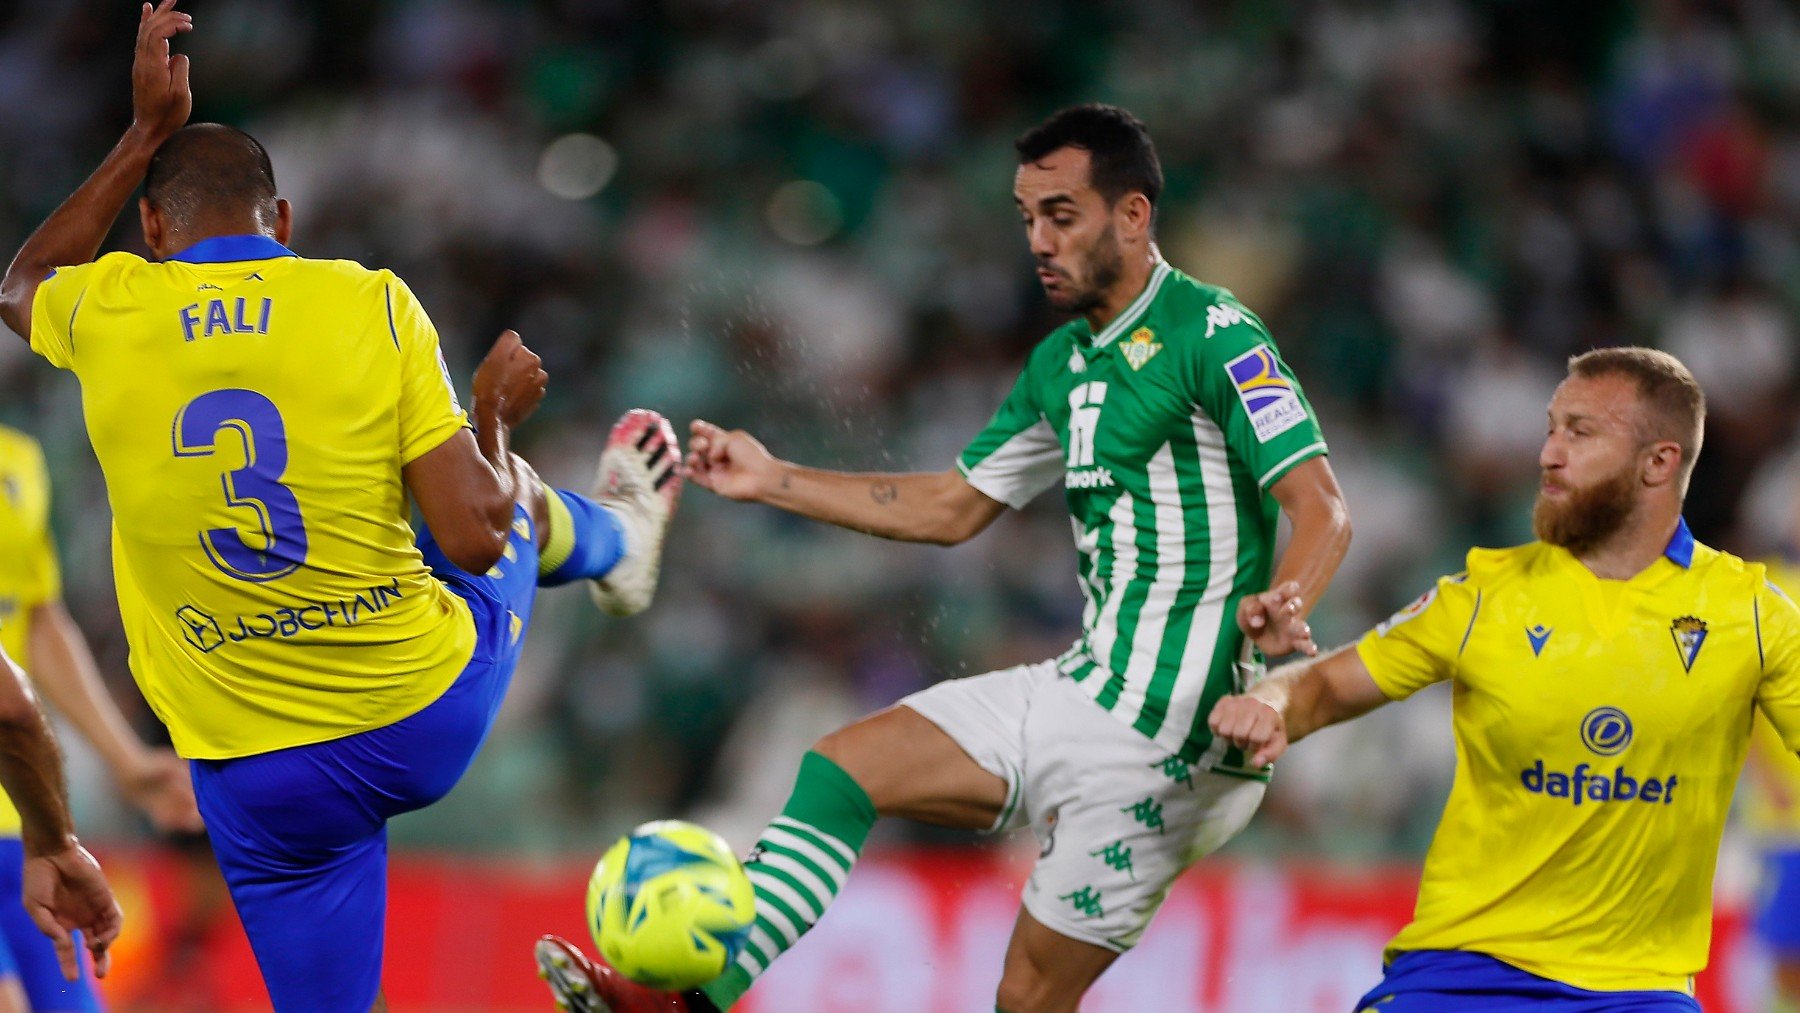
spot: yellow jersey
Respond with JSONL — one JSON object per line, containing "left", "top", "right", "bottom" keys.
{"left": 1743, "top": 560, "right": 1800, "bottom": 841}
{"left": 0, "top": 426, "right": 62, "bottom": 835}
{"left": 1356, "top": 521, "right": 1800, "bottom": 994}
{"left": 29, "top": 235, "right": 476, "bottom": 759}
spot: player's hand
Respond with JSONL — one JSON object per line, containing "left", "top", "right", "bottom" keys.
{"left": 122, "top": 748, "right": 203, "bottom": 835}
{"left": 22, "top": 842, "right": 122, "bottom": 981}
{"left": 1237, "top": 581, "right": 1316, "bottom": 658}
{"left": 131, "top": 0, "right": 193, "bottom": 144}
{"left": 472, "top": 330, "right": 547, "bottom": 430}
{"left": 1208, "top": 694, "right": 1288, "bottom": 767}
{"left": 686, "top": 420, "right": 782, "bottom": 502}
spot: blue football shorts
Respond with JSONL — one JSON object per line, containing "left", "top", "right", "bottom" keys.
{"left": 1756, "top": 845, "right": 1800, "bottom": 956}
{"left": 190, "top": 508, "right": 538, "bottom": 1012}
{"left": 1355, "top": 950, "right": 1701, "bottom": 1012}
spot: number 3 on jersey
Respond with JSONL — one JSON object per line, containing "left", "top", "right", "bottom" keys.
{"left": 173, "top": 389, "right": 309, "bottom": 582}
{"left": 1068, "top": 381, "right": 1107, "bottom": 467}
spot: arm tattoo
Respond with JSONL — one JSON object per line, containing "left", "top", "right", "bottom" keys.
{"left": 870, "top": 480, "right": 898, "bottom": 505}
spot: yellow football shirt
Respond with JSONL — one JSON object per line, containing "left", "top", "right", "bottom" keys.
{"left": 1356, "top": 521, "right": 1800, "bottom": 994}
{"left": 0, "top": 426, "right": 62, "bottom": 835}
{"left": 1744, "top": 560, "right": 1800, "bottom": 841}
{"left": 29, "top": 236, "right": 476, "bottom": 759}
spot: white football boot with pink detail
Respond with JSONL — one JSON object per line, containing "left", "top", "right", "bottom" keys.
{"left": 589, "top": 409, "right": 683, "bottom": 617}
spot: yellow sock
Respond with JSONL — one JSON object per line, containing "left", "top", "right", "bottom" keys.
{"left": 537, "top": 483, "right": 576, "bottom": 576}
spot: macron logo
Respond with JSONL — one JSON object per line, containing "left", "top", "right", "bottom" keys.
{"left": 1526, "top": 625, "right": 1552, "bottom": 656}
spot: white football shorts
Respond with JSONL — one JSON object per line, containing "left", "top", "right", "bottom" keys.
{"left": 900, "top": 659, "right": 1265, "bottom": 951}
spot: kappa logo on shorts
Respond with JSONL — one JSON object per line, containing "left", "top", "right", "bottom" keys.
{"left": 1059, "top": 885, "right": 1105, "bottom": 919}
{"left": 1122, "top": 796, "right": 1165, "bottom": 834}
{"left": 1149, "top": 755, "right": 1195, "bottom": 790}
{"left": 1090, "top": 840, "right": 1136, "bottom": 881}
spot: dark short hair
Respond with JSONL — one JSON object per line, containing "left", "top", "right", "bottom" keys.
{"left": 1567, "top": 346, "right": 1707, "bottom": 485}
{"left": 1015, "top": 104, "right": 1163, "bottom": 212}
{"left": 144, "top": 123, "right": 279, "bottom": 227}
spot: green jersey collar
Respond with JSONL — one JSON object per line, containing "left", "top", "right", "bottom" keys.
{"left": 1078, "top": 258, "right": 1172, "bottom": 348}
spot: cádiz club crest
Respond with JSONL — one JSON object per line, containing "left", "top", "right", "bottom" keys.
{"left": 1121, "top": 327, "right": 1162, "bottom": 371}
{"left": 1670, "top": 616, "right": 1708, "bottom": 673}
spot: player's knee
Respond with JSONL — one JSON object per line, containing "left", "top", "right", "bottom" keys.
{"left": 809, "top": 724, "right": 897, "bottom": 814}
{"left": 811, "top": 723, "right": 867, "bottom": 774}
{"left": 994, "top": 966, "right": 1066, "bottom": 1013}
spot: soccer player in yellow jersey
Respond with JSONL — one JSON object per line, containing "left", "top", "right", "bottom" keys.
{"left": 0, "top": 423, "right": 202, "bottom": 1013}
{"left": 1745, "top": 552, "right": 1800, "bottom": 1010}
{"left": 1210, "top": 346, "right": 1792, "bottom": 1011}
{"left": 0, "top": 6, "right": 682, "bottom": 1011}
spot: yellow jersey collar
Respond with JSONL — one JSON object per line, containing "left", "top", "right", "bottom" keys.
{"left": 166, "top": 234, "right": 297, "bottom": 264}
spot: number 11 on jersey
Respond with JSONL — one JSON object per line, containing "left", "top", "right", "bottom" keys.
{"left": 1068, "top": 381, "right": 1108, "bottom": 467}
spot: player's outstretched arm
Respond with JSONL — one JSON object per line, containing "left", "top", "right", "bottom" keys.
{"left": 1208, "top": 644, "right": 1390, "bottom": 766}
{"left": 685, "top": 419, "right": 1006, "bottom": 545}
{"left": 0, "top": 1, "right": 192, "bottom": 340}
{"left": 1236, "top": 457, "right": 1352, "bottom": 658}
{"left": 404, "top": 330, "right": 548, "bottom": 574}
{"left": 0, "top": 646, "right": 122, "bottom": 981}
{"left": 26, "top": 603, "right": 202, "bottom": 834}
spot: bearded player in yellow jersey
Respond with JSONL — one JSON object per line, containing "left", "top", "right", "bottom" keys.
{"left": 0, "top": 424, "right": 201, "bottom": 1013}
{"left": 0, "top": 6, "right": 682, "bottom": 1011}
{"left": 1211, "top": 346, "right": 1794, "bottom": 1011}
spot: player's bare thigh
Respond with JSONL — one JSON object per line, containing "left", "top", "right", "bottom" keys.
{"left": 813, "top": 705, "right": 1008, "bottom": 829}
{"left": 995, "top": 909, "right": 1118, "bottom": 1013}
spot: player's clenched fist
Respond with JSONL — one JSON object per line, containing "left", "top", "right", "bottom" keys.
{"left": 131, "top": 0, "right": 193, "bottom": 143}
{"left": 686, "top": 420, "right": 781, "bottom": 502}
{"left": 472, "top": 330, "right": 547, "bottom": 429}
{"left": 1207, "top": 694, "right": 1288, "bottom": 767}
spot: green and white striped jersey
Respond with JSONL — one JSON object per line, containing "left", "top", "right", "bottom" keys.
{"left": 957, "top": 259, "right": 1327, "bottom": 772}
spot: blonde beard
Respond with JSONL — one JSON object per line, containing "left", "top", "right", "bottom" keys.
{"left": 1532, "top": 465, "right": 1640, "bottom": 555}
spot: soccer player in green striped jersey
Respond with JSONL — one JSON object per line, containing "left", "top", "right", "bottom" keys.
{"left": 536, "top": 104, "right": 1352, "bottom": 1012}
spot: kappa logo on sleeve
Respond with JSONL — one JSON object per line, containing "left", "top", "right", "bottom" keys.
{"left": 1224, "top": 346, "right": 1308, "bottom": 442}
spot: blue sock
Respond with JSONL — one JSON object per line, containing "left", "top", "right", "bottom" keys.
{"left": 537, "top": 488, "right": 626, "bottom": 586}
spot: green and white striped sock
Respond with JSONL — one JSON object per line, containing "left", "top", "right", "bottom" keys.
{"left": 700, "top": 751, "right": 876, "bottom": 1010}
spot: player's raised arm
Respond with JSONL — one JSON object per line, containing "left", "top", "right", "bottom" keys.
{"left": 0, "top": 1, "right": 192, "bottom": 340}
{"left": 685, "top": 419, "right": 1007, "bottom": 546}
{"left": 404, "top": 330, "right": 548, "bottom": 574}
{"left": 1237, "top": 457, "right": 1353, "bottom": 658}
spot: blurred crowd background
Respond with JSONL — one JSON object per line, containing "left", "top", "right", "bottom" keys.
{"left": 1, "top": 0, "right": 1798, "bottom": 868}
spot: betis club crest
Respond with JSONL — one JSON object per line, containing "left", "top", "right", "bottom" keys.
{"left": 1121, "top": 327, "right": 1162, "bottom": 371}
{"left": 1670, "top": 616, "right": 1708, "bottom": 673}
